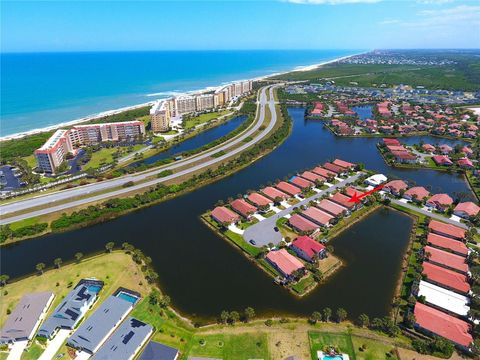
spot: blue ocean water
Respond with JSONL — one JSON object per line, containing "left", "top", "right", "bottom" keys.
{"left": 0, "top": 50, "right": 358, "bottom": 136}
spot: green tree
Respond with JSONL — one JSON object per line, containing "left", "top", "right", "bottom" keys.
{"left": 0, "top": 274, "right": 10, "bottom": 286}
{"left": 357, "top": 313, "right": 369, "bottom": 328}
{"left": 309, "top": 311, "right": 322, "bottom": 324}
{"left": 53, "top": 258, "right": 63, "bottom": 269}
{"left": 105, "top": 242, "right": 115, "bottom": 253}
{"left": 74, "top": 252, "right": 84, "bottom": 263}
{"left": 220, "top": 311, "right": 229, "bottom": 324}
{"left": 230, "top": 311, "right": 240, "bottom": 324}
{"left": 159, "top": 295, "right": 171, "bottom": 308}
{"left": 36, "top": 263, "right": 46, "bottom": 275}
{"left": 336, "top": 308, "right": 347, "bottom": 323}
{"left": 244, "top": 307, "right": 255, "bottom": 322}
{"left": 322, "top": 307, "right": 332, "bottom": 322}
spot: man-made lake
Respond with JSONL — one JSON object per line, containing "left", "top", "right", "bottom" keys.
{"left": 1, "top": 108, "right": 472, "bottom": 323}
{"left": 132, "top": 115, "right": 248, "bottom": 166}
{"left": 352, "top": 105, "right": 373, "bottom": 121}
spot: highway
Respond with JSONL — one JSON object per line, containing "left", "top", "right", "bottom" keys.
{"left": 0, "top": 85, "right": 280, "bottom": 224}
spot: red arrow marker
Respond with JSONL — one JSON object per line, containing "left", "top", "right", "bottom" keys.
{"left": 348, "top": 184, "right": 385, "bottom": 203}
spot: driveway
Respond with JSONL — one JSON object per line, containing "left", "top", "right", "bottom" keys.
{"left": 6, "top": 340, "right": 27, "bottom": 360}
{"left": 38, "top": 329, "right": 70, "bottom": 360}
{"left": 243, "top": 172, "right": 362, "bottom": 247}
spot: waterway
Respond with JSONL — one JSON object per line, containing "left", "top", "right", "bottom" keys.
{"left": 351, "top": 105, "right": 373, "bottom": 121}
{"left": 132, "top": 115, "right": 247, "bottom": 166}
{"left": 1, "top": 108, "right": 473, "bottom": 323}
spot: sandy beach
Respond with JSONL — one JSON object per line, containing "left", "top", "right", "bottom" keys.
{"left": 0, "top": 52, "right": 362, "bottom": 142}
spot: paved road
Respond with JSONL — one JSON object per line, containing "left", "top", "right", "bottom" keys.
{"left": 389, "top": 198, "right": 469, "bottom": 229}
{"left": 0, "top": 86, "right": 280, "bottom": 224}
{"left": 243, "top": 173, "right": 362, "bottom": 247}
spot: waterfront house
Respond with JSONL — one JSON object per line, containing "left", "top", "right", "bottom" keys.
{"left": 422, "top": 144, "right": 436, "bottom": 153}
{"left": 38, "top": 279, "right": 103, "bottom": 339}
{"left": 383, "top": 138, "right": 401, "bottom": 146}
{"left": 424, "top": 246, "right": 469, "bottom": 274}
{"left": 311, "top": 167, "right": 336, "bottom": 181}
{"left": 432, "top": 155, "right": 453, "bottom": 166}
{"left": 365, "top": 174, "right": 387, "bottom": 186}
{"left": 414, "top": 303, "right": 473, "bottom": 350}
{"left": 393, "top": 151, "right": 418, "bottom": 164}
{"left": 291, "top": 236, "right": 327, "bottom": 263}
{"left": 316, "top": 199, "right": 348, "bottom": 218}
{"left": 422, "top": 261, "right": 471, "bottom": 295}
{"left": 301, "top": 207, "right": 334, "bottom": 227}
{"left": 261, "top": 186, "right": 290, "bottom": 202}
{"left": 265, "top": 249, "right": 305, "bottom": 281}
{"left": 457, "top": 158, "right": 474, "bottom": 168}
{"left": 230, "top": 199, "right": 257, "bottom": 219}
{"left": 323, "top": 162, "right": 346, "bottom": 175}
{"left": 403, "top": 186, "right": 430, "bottom": 202}
{"left": 92, "top": 317, "right": 153, "bottom": 360}
{"left": 0, "top": 292, "right": 54, "bottom": 345}
{"left": 310, "top": 102, "right": 324, "bottom": 116}
{"left": 330, "top": 192, "right": 356, "bottom": 210}
{"left": 139, "top": 341, "right": 180, "bottom": 360}
{"left": 462, "top": 146, "right": 473, "bottom": 158}
{"left": 276, "top": 181, "right": 302, "bottom": 197}
{"left": 68, "top": 289, "right": 140, "bottom": 354}
{"left": 290, "top": 176, "right": 314, "bottom": 190}
{"left": 426, "top": 194, "right": 453, "bottom": 212}
{"left": 417, "top": 280, "right": 470, "bottom": 317}
{"left": 247, "top": 192, "right": 272, "bottom": 207}
{"left": 288, "top": 214, "right": 319, "bottom": 233}
{"left": 300, "top": 171, "right": 326, "bottom": 184}
{"left": 439, "top": 144, "right": 453, "bottom": 154}
{"left": 454, "top": 202, "right": 480, "bottom": 219}
{"left": 211, "top": 206, "right": 240, "bottom": 225}
{"left": 332, "top": 159, "right": 356, "bottom": 170}
{"left": 429, "top": 220, "right": 466, "bottom": 240}
{"left": 427, "top": 233, "right": 469, "bottom": 257}
{"left": 383, "top": 180, "right": 408, "bottom": 196}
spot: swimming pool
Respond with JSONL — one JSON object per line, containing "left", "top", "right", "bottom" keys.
{"left": 317, "top": 351, "right": 349, "bottom": 360}
{"left": 116, "top": 291, "right": 138, "bottom": 304}
{"left": 87, "top": 285, "right": 102, "bottom": 294}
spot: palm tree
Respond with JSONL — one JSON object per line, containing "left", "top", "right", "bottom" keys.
{"left": 220, "top": 310, "right": 229, "bottom": 324}
{"left": 244, "top": 307, "right": 255, "bottom": 322}
{"left": 0, "top": 274, "right": 10, "bottom": 287}
{"left": 74, "top": 252, "right": 84, "bottom": 263}
{"left": 54, "top": 258, "right": 63, "bottom": 269}
{"left": 336, "top": 308, "right": 348, "bottom": 323}
{"left": 105, "top": 242, "right": 115, "bottom": 253}
{"left": 322, "top": 307, "right": 332, "bottom": 322}
{"left": 36, "top": 263, "right": 46, "bottom": 275}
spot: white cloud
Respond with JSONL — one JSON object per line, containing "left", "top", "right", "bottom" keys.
{"left": 379, "top": 19, "right": 401, "bottom": 25}
{"left": 416, "top": 0, "right": 455, "bottom": 4}
{"left": 284, "top": 0, "right": 382, "bottom": 5}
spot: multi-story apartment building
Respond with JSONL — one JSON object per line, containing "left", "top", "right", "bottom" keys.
{"left": 150, "top": 100, "right": 171, "bottom": 132}
{"left": 34, "top": 129, "right": 74, "bottom": 174}
{"left": 174, "top": 95, "right": 197, "bottom": 115}
{"left": 34, "top": 121, "right": 145, "bottom": 173}
{"left": 196, "top": 94, "right": 215, "bottom": 111}
{"left": 214, "top": 91, "right": 224, "bottom": 108}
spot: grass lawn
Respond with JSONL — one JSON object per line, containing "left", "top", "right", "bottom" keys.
{"left": 290, "top": 274, "right": 316, "bottom": 295}
{"left": 21, "top": 154, "right": 37, "bottom": 169}
{"left": 351, "top": 335, "right": 397, "bottom": 360}
{"left": 308, "top": 331, "right": 356, "bottom": 360}
{"left": 187, "top": 332, "right": 269, "bottom": 359}
{"left": 84, "top": 145, "right": 145, "bottom": 169}
{"left": 8, "top": 216, "right": 41, "bottom": 231}
{"left": 183, "top": 110, "right": 229, "bottom": 129}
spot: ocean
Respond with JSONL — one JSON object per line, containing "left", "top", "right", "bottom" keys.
{"left": 0, "top": 50, "right": 357, "bottom": 136}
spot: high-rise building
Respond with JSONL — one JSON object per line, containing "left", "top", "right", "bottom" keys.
{"left": 213, "top": 91, "right": 224, "bottom": 108}
{"left": 150, "top": 100, "right": 171, "bottom": 133}
{"left": 196, "top": 94, "right": 214, "bottom": 111}
{"left": 174, "top": 96, "right": 197, "bottom": 115}
{"left": 34, "top": 130, "right": 74, "bottom": 174}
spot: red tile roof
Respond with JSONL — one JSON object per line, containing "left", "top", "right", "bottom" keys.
{"left": 427, "top": 194, "right": 453, "bottom": 208}
{"left": 403, "top": 186, "right": 430, "bottom": 200}
{"left": 323, "top": 162, "right": 344, "bottom": 174}
{"left": 300, "top": 171, "right": 325, "bottom": 183}
{"left": 383, "top": 138, "right": 400, "bottom": 146}
{"left": 311, "top": 167, "right": 336, "bottom": 179}
{"left": 414, "top": 303, "right": 473, "bottom": 347}
{"left": 384, "top": 180, "right": 408, "bottom": 194}
{"left": 247, "top": 192, "right": 272, "bottom": 207}
{"left": 429, "top": 220, "right": 465, "bottom": 240}
{"left": 425, "top": 246, "right": 468, "bottom": 273}
{"left": 230, "top": 199, "right": 257, "bottom": 217}
{"left": 211, "top": 206, "right": 240, "bottom": 224}
{"left": 332, "top": 159, "right": 355, "bottom": 170}
{"left": 288, "top": 214, "right": 319, "bottom": 232}
{"left": 266, "top": 249, "right": 304, "bottom": 276}
{"left": 276, "top": 181, "right": 301, "bottom": 196}
{"left": 432, "top": 155, "right": 453, "bottom": 166}
{"left": 316, "top": 199, "right": 347, "bottom": 217}
{"left": 290, "top": 176, "right": 314, "bottom": 189}
{"left": 427, "top": 233, "right": 469, "bottom": 256}
{"left": 292, "top": 236, "right": 326, "bottom": 259}
{"left": 422, "top": 261, "right": 470, "bottom": 294}
{"left": 261, "top": 186, "right": 289, "bottom": 201}
{"left": 454, "top": 202, "right": 480, "bottom": 217}
{"left": 301, "top": 207, "right": 334, "bottom": 226}
{"left": 330, "top": 192, "right": 355, "bottom": 209}
{"left": 344, "top": 186, "right": 364, "bottom": 198}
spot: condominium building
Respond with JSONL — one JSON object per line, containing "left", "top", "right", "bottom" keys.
{"left": 34, "top": 129, "right": 74, "bottom": 174}
{"left": 213, "top": 91, "right": 224, "bottom": 107}
{"left": 196, "top": 94, "right": 215, "bottom": 111}
{"left": 234, "top": 82, "right": 243, "bottom": 97}
{"left": 34, "top": 121, "right": 145, "bottom": 174}
{"left": 174, "top": 95, "right": 197, "bottom": 115}
{"left": 150, "top": 100, "right": 171, "bottom": 133}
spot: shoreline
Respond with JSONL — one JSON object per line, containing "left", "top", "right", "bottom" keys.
{"left": 0, "top": 52, "right": 363, "bottom": 142}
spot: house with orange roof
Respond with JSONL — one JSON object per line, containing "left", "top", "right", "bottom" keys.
{"left": 230, "top": 199, "right": 257, "bottom": 219}
{"left": 211, "top": 206, "right": 240, "bottom": 225}
{"left": 383, "top": 180, "right": 408, "bottom": 196}
{"left": 454, "top": 202, "right": 480, "bottom": 219}
{"left": 276, "top": 181, "right": 301, "bottom": 197}
{"left": 403, "top": 186, "right": 430, "bottom": 203}
{"left": 266, "top": 249, "right": 305, "bottom": 281}
{"left": 291, "top": 236, "right": 326, "bottom": 263}
{"left": 426, "top": 194, "right": 453, "bottom": 212}
{"left": 429, "top": 220, "right": 466, "bottom": 240}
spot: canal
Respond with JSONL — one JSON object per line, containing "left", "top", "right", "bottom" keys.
{"left": 1, "top": 108, "right": 473, "bottom": 323}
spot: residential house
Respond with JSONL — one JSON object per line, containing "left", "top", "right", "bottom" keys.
{"left": 426, "top": 194, "right": 453, "bottom": 212}
{"left": 453, "top": 202, "right": 480, "bottom": 219}
{"left": 261, "top": 186, "right": 290, "bottom": 201}
{"left": 429, "top": 220, "right": 466, "bottom": 240}
{"left": 316, "top": 199, "right": 348, "bottom": 218}
{"left": 422, "top": 261, "right": 471, "bottom": 295}
{"left": 301, "top": 207, "right": 334, "bottom": 227}
{"left": 265, "top": 249, "right": 305, "bottom": 280}
{"left": 291, "top": 236, "right": 327, "bottom": 263}
{"left": 383, "top": 180, "right": 408, "bottom": 196}
{"left": 403, "top": 186, "right": 430, "bottom": 202}
{"left": 230, "top": 199, "right": 257, "bottom": 219}
{"left": 211, "top": 206, "right": 240, "bottom": 225}
{"left": 276, "top": 181, "right": 302, "bottom": 197}
{"left": 288, "top": 214, "right": 319, "bottom": 233}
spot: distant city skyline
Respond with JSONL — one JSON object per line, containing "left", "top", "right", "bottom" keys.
{"left": 1, "top": 0, "right": 479, "bottom": 52}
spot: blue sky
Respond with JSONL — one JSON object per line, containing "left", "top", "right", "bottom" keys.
{"left": 2, "top": 0, "right": 479, "bottom": 52}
